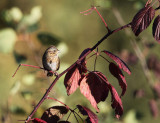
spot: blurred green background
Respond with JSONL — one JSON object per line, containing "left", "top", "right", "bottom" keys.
{"left": 0, "top": 0, "right": 160, "bottom": 123}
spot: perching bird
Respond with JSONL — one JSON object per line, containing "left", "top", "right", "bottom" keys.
{"left": 42, "top": 46, "right": 60, "bottom": 76}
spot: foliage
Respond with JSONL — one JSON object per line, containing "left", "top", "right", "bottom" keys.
{"left": 1, "top": 0, "right": 160, "bottom": 123}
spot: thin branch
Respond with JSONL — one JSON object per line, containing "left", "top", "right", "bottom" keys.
{"left": 47, "top": 97, "right": 70, "bottom": 110}
{"left": 94, "top": 48, "right": 98, "bottom": 71}
{"left": 73, "top": 112, "right": 79, "bottom": 123}
{"left": 12, "top": 64, "right": 43, "bottom": 77}
{"left": 99, "top": 54, "right": 110, "bottom": 63}
{"left": 74, "top": 110, "right": 84, "bottom": 122}
{"left": 94, "top": 7, "right": 110, "bottom": 31}
{"left": 66, "top": 111, "right": 72, "bottom": 121}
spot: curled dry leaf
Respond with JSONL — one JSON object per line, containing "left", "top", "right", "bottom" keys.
{"left": 152, "top": 15, "right": 160, "bottom": 42}
{"left": 108, "top": 85, "right": 123, "bottom": 118}
{"left": 77, "top": 105, "right": 98, "bottom": 123}
{"left": 79, "top": 71, "right": 109, "bottom": 112}
{"left": 32, "top": 118, "right": 47, "bottom": 123}
{"left": 79, "top": 48, "right": 91, "bottom": 73}
{"left": 102, "top": 50, "right": 131, "bottom": 75}
{"left": 131, "top": 5, "right": 155, "bottom": 36}
{"left": 64, "top": 65, "right": 81, "bottom": 95}
{"left": 109, "top": 62, "right": 127, "bottom": 97}
{"left": 41, "top": 106, "right": 69, "bottom": 123}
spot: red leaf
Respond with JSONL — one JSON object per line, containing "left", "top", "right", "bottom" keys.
{"left": 79, "top": 72, "right": 109, "bottom": 112}
{"left": 131, "top": 5, "right": 155, "bottom": 36}
{"left": 153, "top": 82, "right": 160, "bottom": 99}
{"left": 109, "top": 62, "right": 127, "bottom": 97}
{"left": 77, "top": 105, "right": 98, "bottom": 123}
{"left": 152, "top": 15, "right": 160, "bottom": 42}
{"left": 149, "top": 99, "right": 159, "bottom": 118}
{"left": 102, "top": 50, "right": 131, "bottom": 75}
{"left": 64, "top": 65, "right": 81, "bottom": 95}
{"left": 32, "top": 118, "right": 47, "bottom": 123}
{"left": 79, "top": 48, "right": 91, "bottom": 73}
{"left": 108, "top": 84, "right": 123, "bottom": 118}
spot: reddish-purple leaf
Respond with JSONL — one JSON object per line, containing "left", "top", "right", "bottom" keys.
{"left": 41, "top": 106, "right": 69, "bottom": 123}
{"left": 149, "top": 99, "right": 159, "bottom": 118}
{"left": 79, "top": 48, "right": 91, "bottom": 73}
{"left": 133, "top": 89, "right": 145, "bottom": 98}
{"left": 102, "top": 50, "right": 131, "bottom": 75}
{"left": 108, "top": 84, "right": 123, "bottom": 118}
{"left": 152, "top": 15, "right": 160, "bottom": 42}
{"left": 109, "top": 62, "right": 127, "bottom": 97}
{"left": 79, "top": 71, "right": 109, "bottom": 112}
{"left": 64, "top": 65, "right": 81, "bottom": 95}
{"left": 77, "top": 105, "right": 98, "bottom": 123}
{"left": 153, "top": 82, "right": 160, "bottom": 99}
{"left": 131, "top": 5, "right": 155, "bottom": 36}
{"left": 32, "top": 118, "right": 47, "bottom": 123}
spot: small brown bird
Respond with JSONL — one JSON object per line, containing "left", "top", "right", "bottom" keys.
{"left": 42, "top": 46, "right": 60, "bottom": 76}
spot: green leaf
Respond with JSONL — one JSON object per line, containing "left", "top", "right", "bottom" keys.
{"left": 37, "top": 32, "right": 61, "bottom": 46}
{"left": 0, "top": 28, "right": 17, "bottom": 53}
{"left": 22, "top": 74, "right": 35, "bottom": 85}
{"left": 124, "top": 110, "right": 139, "bottom": 123}
{"left": 13, "top": 51, "right": 27, "bottom": 63}
{"left": 21, "top": 91, "right": 32, "bottom": 100}
{"left": 10, "top": 81, "right": 21, "bottom": 95}
{"left": 9, "top": 105, "right": 26, "bottom": 115}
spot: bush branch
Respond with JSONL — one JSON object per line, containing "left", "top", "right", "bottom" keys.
{"left": 25, "top": 23, "right": 131, "bottom": 122}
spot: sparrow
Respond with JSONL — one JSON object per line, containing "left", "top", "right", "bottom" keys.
{"left": 42, "top": 46, "right": 60, "bottom": 76}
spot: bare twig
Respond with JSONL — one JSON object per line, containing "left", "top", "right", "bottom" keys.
{"left": 12, "top": 64, "right": 43, "bottom": 77}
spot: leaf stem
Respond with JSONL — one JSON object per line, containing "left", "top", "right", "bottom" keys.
{"left": 47, "top": 97, "right": 70, "bottom": 110}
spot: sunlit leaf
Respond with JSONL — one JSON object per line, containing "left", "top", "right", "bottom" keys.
{"left": 41, "top": 106, "right": 69, "bottom": 123}
{"left": 124, "top": 110, "right": 139, "bottom": 123}
{"left": 10, "top": 81, "right": 21, "bottom": 95}
{"left": 0, "top": 28, "right": 17, "bottom": 53}
{"left": 22, "top": 74, "right": 35, "bottom": 85}
{"left": 22, "top": 6, "right": 42, "bottom": 26}
{"left": 64, "top": 65, "right": 81, "bottom": 95}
